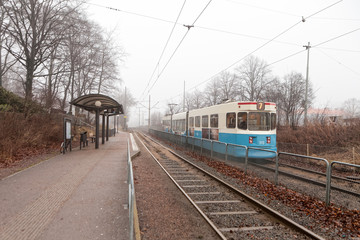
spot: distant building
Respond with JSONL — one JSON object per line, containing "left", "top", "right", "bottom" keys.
{"left": 307, "top": 108, "right": 350, "bottom": 124}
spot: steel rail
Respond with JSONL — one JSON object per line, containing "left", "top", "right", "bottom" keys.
{"left": 134, "top": 132, "right": 227, "bottom": 240}
{"left": 142, "top": 132, "right": 326, "bottom": 240}
{"left": 248, "top": 161, "right": 360, "bottom": 198}
{"left": 266, "top": 159, "right": 360, "bottom": 184}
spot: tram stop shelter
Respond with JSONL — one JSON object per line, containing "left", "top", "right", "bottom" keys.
{"left": 70, "top": 94, "right": 124, "bottom": 149}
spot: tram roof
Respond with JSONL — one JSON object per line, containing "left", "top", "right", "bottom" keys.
{"left": 70, "top": 94, "right": 124, "bottom": 115}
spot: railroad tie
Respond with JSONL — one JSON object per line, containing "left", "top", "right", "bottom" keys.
{"left": 176, "top": 180, "right": 205, "bottom": 182}
{"left": 182, "top": 185, "right": 211, "bottom": 188}
{"left": 209, "top": 211, "right": 258, "bottom": 215}
{"left": 219, "top": 226, "right": 275, "bottom": 232}
{"left": 195, "top": 200, "right": 241, "bottom": 204}
{"left": 187, "top": 192, "right": 221, "bottom": 195}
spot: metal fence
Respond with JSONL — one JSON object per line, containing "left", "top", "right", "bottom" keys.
{"left": 278, "top": 142, "right": 360, "bottom": 165}
{"left": 127, "top": 139, "right": 135, "bottom": 240}
{"left": 150, "top": 129, "right": 360, "bottom": 206}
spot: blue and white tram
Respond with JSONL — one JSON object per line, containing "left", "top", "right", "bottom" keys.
{"left": 162, "top": 101, "right": 277, "bottom": 158}
{"left": 162, "top": 111, "right": 187, "bottom": 135}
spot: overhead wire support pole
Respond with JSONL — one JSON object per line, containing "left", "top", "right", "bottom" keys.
{"left": 303, "top": 42, "right": 311, "bottom": 126}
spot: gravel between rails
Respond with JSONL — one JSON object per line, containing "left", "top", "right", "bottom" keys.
{"left": 132, "top": 137, "right": 221, "bottom": 240}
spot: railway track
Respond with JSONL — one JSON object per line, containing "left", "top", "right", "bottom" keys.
{"left": 135, "top": 131, "right": 325, "bottom": 240}
{"left": 247, "top": 159, "right": 360, "bottom": 198}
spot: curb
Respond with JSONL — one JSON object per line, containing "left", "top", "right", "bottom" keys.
{"left": 130, "top": 150, "right": 141, "bottom": 240}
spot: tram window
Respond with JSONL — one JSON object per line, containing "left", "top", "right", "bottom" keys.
{"left": 248, "top": 112, "right": 271, "bottom": 131}
{"left": 226, "top": 112, "right": 236, "bottom": 128}
{"left": 237, "top": 112, "right": 247, "bottom": 130}
{"left": 180, "top": 119, "right": 185, "bottom": 131}
{"left": 195, "top": 116, "right": 200, "bottom": 127}
{"left": 210, "top": 114, "right": 218, "bottom": 128}
{"left": 189, "top": 117, "right": 194, "bottom": 127}
{"left": 202, "top": 115, "right": 209, "bottom": 127}
{"left": 271, "top": 113, "right": 276, "bottom": 130}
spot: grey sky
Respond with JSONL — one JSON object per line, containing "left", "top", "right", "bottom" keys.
{"left": 87, "top": 0, "right": 360, "bottom": 122}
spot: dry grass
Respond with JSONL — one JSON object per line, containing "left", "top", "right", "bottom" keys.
{"left": 277, "top": 121, "right": 360, "bottom": 165}
{"left": 0, "top": 112, "right": 62, "bottom": 166}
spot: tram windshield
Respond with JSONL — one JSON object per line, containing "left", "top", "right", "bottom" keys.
{"left": 248, "top": 112, "right": 272, "bottom": 131}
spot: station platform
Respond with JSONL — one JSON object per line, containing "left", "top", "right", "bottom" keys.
{"left": 0, "top": 132, "right": 137, "bottom": 240}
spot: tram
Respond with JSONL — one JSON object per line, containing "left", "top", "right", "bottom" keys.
{"left": 162, "top": 101, "right": 277, "bottom": 158}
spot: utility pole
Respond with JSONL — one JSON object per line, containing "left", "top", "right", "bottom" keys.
{"left": 303, "top": 42, "right": 311, "bottom": 126}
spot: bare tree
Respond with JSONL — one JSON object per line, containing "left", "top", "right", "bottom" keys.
{"left": 342, "top": 98, "right": 360, "bottom": 119}
{"left": 0, "top": 5, "right": 16, "bottom": 87}
{"left": 185, "top": 90, "right": 204, "bottom": 111}
{"left": 3, "top": 0, "right": 72, "bottom": 103}
{"left": 204, "top": 78, "right": 221, "bottom": 106}
{"left": 96, "top": 30, "right": 124, "bottom": 94}
{"left": 235, "top": 55, "right": 272, "bottom": 101}
{"left": 277, "top": 71, "right": 313, "bottom": 128}
{"left": 217, "top": 71, "right": 238, "bottom": 101}
{"left": 263, "top": 77, "right": 282, "bottom": 125}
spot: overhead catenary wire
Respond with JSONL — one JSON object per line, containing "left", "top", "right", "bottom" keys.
{"left": 143, "top": 0, "right": 213, "bottom": 98}
{"left": 139, "top": 0, "right": 188, "bottom": 101}
{"left": 86, "top": 2, "right": 175, "bottom": 25}
{"left": 87, "top": 0, "right": 353, "bottom": 108}
{"left": 315, "top": 47, "right": 360, "bottom": 78}
{"left": 86, "top": 2, "right": 311, "bottom": 51}
{"left": 268, "top": 26, "right": 360, "bottom": 66}
{"left": 312, "top": 27, "right": 360, "bottom": 48}
{"left": 163, "top": 0, "right": 345, "bottom": 103}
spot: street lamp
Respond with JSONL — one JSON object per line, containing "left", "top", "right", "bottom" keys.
{"left": 95, "top": 100, "right": 101, "bottom": 107}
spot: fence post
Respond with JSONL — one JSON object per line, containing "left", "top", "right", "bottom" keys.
{"left": 245, "top": 147, "right": 249, "bottom": 173}
{"left": 307, "top": 144, "right": 310, "bottom": 156}
{"left": 201, "top": 138, "right": 203, "bottom": 156}
{"left": 211, "top": 141, "right": 213, "bottom": 160}
{"left": 275, "top": 153, "right": 279, "bottom": 185}
{"left": 225, "top": 143, "right": 228, "bottom": 162}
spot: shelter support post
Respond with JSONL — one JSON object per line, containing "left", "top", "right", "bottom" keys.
{"left": 106, "top": 114, "right": 109, "bottom": 141}
{"left": 102, "top": 114, "right": 105, "bottom": 144}
{"left": 114, "top": 115, "right": 116, "bottom": 136}
{"left": 95, "top": 109, "right": 100, "bottom": 149}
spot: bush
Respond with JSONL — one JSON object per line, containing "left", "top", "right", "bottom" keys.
{"left": 277, "top": 122, "right": 360, "bottom": 148}
{"left": 0, "top": 112, "right": 63, "bottom": 166}
{"left": 0, "top": 86, "right": 44, "bottom": 114}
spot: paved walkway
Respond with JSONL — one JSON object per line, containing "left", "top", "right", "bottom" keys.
{"left": 0, "top": 132, "right": 132, "bottom": 240}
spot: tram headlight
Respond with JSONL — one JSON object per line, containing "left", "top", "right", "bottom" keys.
{"left": 249, "top": 137, "right": 253, "bottom": 144}
{"left": 267, "top": 137, "right": 271, "bottom": 144}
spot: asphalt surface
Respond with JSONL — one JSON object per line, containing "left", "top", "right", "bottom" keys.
{"left": 0, "top": 132, "right": 131, "bottom": 240}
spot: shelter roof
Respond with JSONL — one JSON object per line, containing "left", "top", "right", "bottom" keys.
{"left": 70, "top": 94, "right": 123, "bottom": 115}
